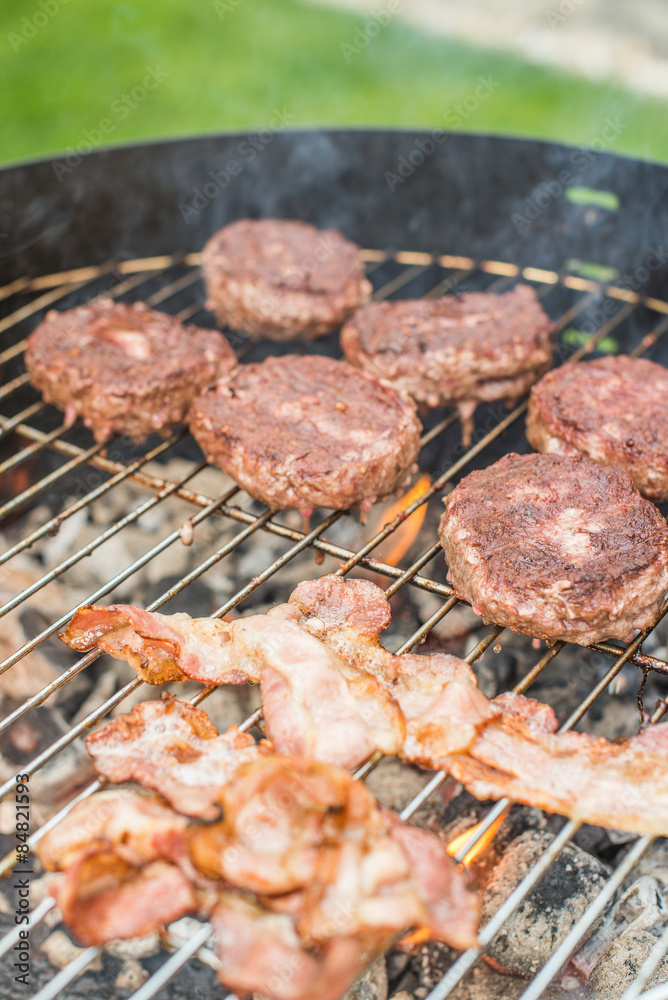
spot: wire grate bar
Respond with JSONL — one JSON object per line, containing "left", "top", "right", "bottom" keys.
{"left": 210, "top": 511, "right": 344, "bottom": 620}
{"left": 29, "top": 945, "right": 101, "bottom": 1000}
{"left": 383, "top": 541, "right": 442, "bottom": 598}
{"left": 465, "top": 625, "right": 505, "bottom": 663}
{"left": 634, "top": 984, "right": 668, "bottom": 1000}
{"left": 373, "top": 264, "right": 432, "bottom": 300}
{"left": 0, "top": 275, "right": 30, "bottom": 304}
{"left": 0, "top": 370, "right": 30, "bottom": 402}
{"left": 0, "top": 261, "right": 207, "bottom": 405}
{"left": 0, "top": 898, "right": 56, "bottom": 961}
{"left": 424, "top": 267, "right": 477, "bottom": 299}
{"left": 128, "top": 924, "right": 213, "bottom": 1000}
{"left": 394, "top": 597, "right": 459, "bottom": 654}
{"left": 0, "top": 432, "right": 184, "bottom": 570}
{"left": 0, "top": 400, "right": 45, "bottom": 441}
{"left": 0, "top": 436, "right": 106, "bottom": 523}
{"left": 336, "top": 401, "right": 527, "bottom": 576}
{"left": 0, "top": 482, "right": 241, "bottom": 717}
{"left": 0, "top": 421, "right": 74, "bottom": 480}
{"left": 621, "top": 924, "right": 668, "bottom": 1000}
{"left": 400, "top": 772, "right": 447, "bottom": 821}
{"left": 146, "top": 269, "right": 202, "bottom": 307}
{"left": 0, "top": 506, "right": 284, "bottom": 799}
{"left": 0, "top": 266, "right": 115, "bottom": 341}
{"left": 518, "top": 836, "right": 654, "bottom": 1000}
{"left": 560, "top": 603, "right": 668, "bottom": 731}
{"left": 0, "top": 460, "right": 208, "bottom": 622}
{"left": 427, "top": 820, "right": 580, "bottom": 1000}
{"left": 0, "top": 249, "right": 667, "bottom": 1000}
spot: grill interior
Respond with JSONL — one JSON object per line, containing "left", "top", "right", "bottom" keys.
{"left": 2, "top": 246, "right": 668, "bottom": 1000}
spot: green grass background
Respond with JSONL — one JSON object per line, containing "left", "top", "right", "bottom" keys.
{"left": 1, "top": 0, "right": 667, "bottom": 167}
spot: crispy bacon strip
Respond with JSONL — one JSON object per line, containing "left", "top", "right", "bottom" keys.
{"left": 40, "top": 757, "right": 478, "bottom": 978}
{"left": 445, "top": 692, "right": 668, "bottom": 836}
{"left": 38, "top": 788, "right": 189, "bottom": 871}
{"left": 188, "top": 755, "right": 479, "bottom": 951}
{"left": 63, "top": 603, "right": 404, "bottom": 770}
{"left": 187, "top": 755, "right": 372, "bottom": 895}
{"left": 288, "top": 577, "right": 668, "bottom": 837}
{"left": 65, "top": 578, "right": 668, "bottom": 837}
{"left": 85, "top": 695, "right": 269, "bottom": 819}
{"left": 51, "top": 850, "right": 197, "bottom": 947}
{"left": 285, "top": 575, "right": 499, "bottom": 759}
{"left": 211, "top": 893, "right": 388, "bottom": 1000}
{"left": 38, "top": 790, "right": 197, "bottom": 946}
{"left": 63, "top": 583, "right": 492, "bottom": 769}
{"left": 61, "top": 605, "right": 251, "bottom": 685}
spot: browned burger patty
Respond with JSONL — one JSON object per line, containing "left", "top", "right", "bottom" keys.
{"left": 201, "top": 218, "right": 372, "bottom": 341}
{"left": 341, "top": 284, "right": 553, "bottom": 441}
{"left": 439, "top": 452, "right": 668, "bottom": 645}
{"left": 189, "top": 354, "right": 422, "bottom": 514}
{"left": 527, "top": 355, "right": 668, "bottom": 502}
{"left": 25, "top": 299, "right": 236, "bottom": 443}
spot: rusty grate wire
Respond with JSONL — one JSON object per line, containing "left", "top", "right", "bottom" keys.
{"left": 1, "top": 249, "right": 668, "bottom": 1000}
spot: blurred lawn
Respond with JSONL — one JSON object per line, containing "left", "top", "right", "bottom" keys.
{"left": 1, "top": 0, "right": 668, "bottom": 166}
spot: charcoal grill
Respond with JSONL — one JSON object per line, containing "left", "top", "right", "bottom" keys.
{"left": 2, "top": 130, "right": 668, "bottom": 1000}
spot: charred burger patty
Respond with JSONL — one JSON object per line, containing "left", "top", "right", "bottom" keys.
{"left": 201, "top": 217, "right": 372, "bottom": 342}
{"left": 189, "top": 353, "right": 422, "bottom": 514}
{"left": 25, "top": 299, "right": 236, "bottom": 443}
{"left": 341, "top": 284, "right": 553, "bottom": 441}
{"left": 439, "top": 452, "right": 668, "bottom": 645}
{"left": 527, "top": 354, "right": 668, "bottom": 502}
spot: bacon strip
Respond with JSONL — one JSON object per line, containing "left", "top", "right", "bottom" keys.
{"left": 286, "top": 576, "right": 499, "bottom": 758}
{"left": 38, "top": 790, "right": 197, "bottom": 946}
{"left": 63, "top": 603, "right": 404, "bottom": 770}
{"left": 51, "top": 850, "right": 197, "bottom": 947}
{"left": 61, "top": 605, "right": 252, "bottom": 685}
{"left": 289, "top": 576, "right": 668, "bottom": 837}
{"left": 445, "top": 691, "right": 668, "bottom": 836}
{"left": 85, "top": 695, "right": 269, "bottom": 819}
{"left": 38, "top": 788, "right": 190, "bottom": 871}
{"left": 385, "top": 813, "right": 483, "bottom": 951}
{"left": 39, "top": 756, "right": 478, "bottom": 985}
{"left": 211, "top": 893, "right": 388, "bottom": 1000}
{"left": 187, "top": 755, "right": 376, "bottom": 895}
{"left": 65, "top": 577, "right": 668, "bottom": 838}
{"left": 187, "top": 755, "right": 479, "bottom": 952}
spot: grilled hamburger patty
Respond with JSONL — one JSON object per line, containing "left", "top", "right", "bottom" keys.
{"left": 201, "top": 218, "right": 372, "bottom": 341}
{"left": 439, "top": 452, "right": 668, "bottom": 645}
{"left": 341, "top": 284, "right": 553, "bottom": 440}
{"left": 189, "top": 354, "right": 422, "bottom": 514}
{"left": 527, "top": 355, "right": 668, "bottom": 501}
{"left": 25, "top": 299, "right": 236, "bottom": 443}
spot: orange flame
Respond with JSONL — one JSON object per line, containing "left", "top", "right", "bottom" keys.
{"left": 446, "top": 814, "right": 506, "bottom": 868}
{"left": 396, "top": 927, "right": 433, "bottom": 949}
{"left": 376, "top": 474, "right": 431, "bottom": 567}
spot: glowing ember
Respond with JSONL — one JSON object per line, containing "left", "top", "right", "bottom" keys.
{"left": 446, "top": 814, "right": 506, "bottom": 867}
{"left": 375, "top": 473, "right": 432, "bottom": 567}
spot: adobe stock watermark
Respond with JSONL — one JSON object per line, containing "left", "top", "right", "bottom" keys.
{"left": 8, "top": 0, "right": 70, "bottom": 53}
{"left": 511, "top": 116, "right": 627, "bottom": 233}
{"left": 570, "top": 245, "right": 668, "bottom": 341}
{"left": 51, "top": 65, "right": 169, "bottom": 182}
{"left": 213, "top": 0, "right": 243, "bottom": 19}
{"left": 384, "top": 76, "right": 501, "bottom": 191}
{"left": 178, "top": 107, "right": 296, "bottom": 222}
{"left": 218, "top": 230, "right": 342, "bottom": 337}
{"left": 339, "top": 0, "right": 402, "bottom": 63}
{"left": 545, "top": 0, "right": 587, "bottom": 28}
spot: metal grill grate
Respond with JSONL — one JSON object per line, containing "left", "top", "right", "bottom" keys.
{"left": 2, "top": 249, "right": 668, "bottom": 1000}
